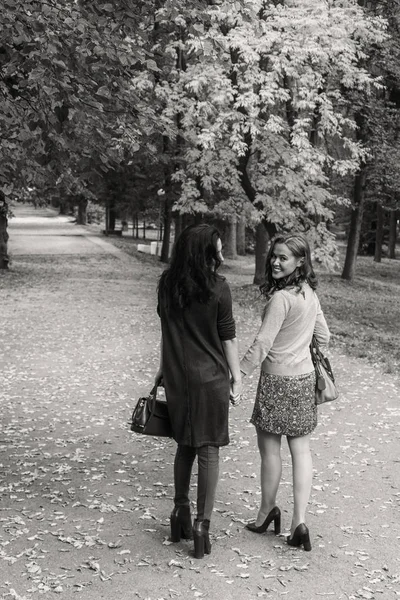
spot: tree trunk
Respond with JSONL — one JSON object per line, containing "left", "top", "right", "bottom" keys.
{"left": 174, "top": 213, "right": 182, "bottom": 242}
{"left": 0, "top": 212, "right": 9, "bottom": 270}
{"left": 160, "top": 196, "right": 173, "bottom": 263}
{"left": 182, "top": 214, "right": 191, "bottom": 230}
{"left": 254, "top": 222, "right": 269, "bottom": 285}
{"left": 104, "top": 201, "right": 109, "bottom": 234}
{"left": 341, "top": 166, "right": 367, "bottom": 280}
{"left": 76, "top": 196, "right": 88, "bottom": 225}
{"left": 161, "top": 44, "right": 185, "bottom": 264}
{"left": 109, "top": 205, "right": 116, "bottom": 231}
{"left": 234, "top": 116, "right": 277, "bottom": 241}
{"left": 236, "top": 215, "right": 246, "bottom": 255}
{"left": 224, "top": 215, "right": 237, "bottom": 259}
{"left": 132, "top": 212, "right": 137, "bottom": 238}
{"left": 374, "top": 203, "right": 384, "bottom": 263}
{"left": 388, "top": 209, "right": 398, "bottom": 259}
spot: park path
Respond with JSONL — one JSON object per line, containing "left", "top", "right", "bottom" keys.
{"left": 7, "top": 204, "right": 125, "bottom": 258}
{"left": 0, "top": 206, "right": 399, "bottom": 600}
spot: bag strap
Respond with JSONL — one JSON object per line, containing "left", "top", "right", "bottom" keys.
{"left": 147, "top": 385, "right": 159, "bottom": 417}
{"left": 310, "top": 336, "right": 335, "bottom": 382}
{"left": 310, "top": 336, "right": 319, "bottom": 366}
{"left": 311, "top": 335, "right": 326, "bottom": 361}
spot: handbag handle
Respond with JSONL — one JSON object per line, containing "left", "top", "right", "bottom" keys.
{"left": 310, "top": 336, "right": 335, "bottom": 382}
{"left": 147, "top": 384, "right": 165, "bottom": 417}
{"left": 310, "top": 336, "right": 326, "bottom": 361}
{"left": 147, "top": 385, "right": 157, "bottom": 415}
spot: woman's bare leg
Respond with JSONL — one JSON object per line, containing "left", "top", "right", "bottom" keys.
{"left": 287, "top": 434, "right": 312, "bottom": 534}
{"left": 255, "top": 430, "right": 282, "bottom": 526}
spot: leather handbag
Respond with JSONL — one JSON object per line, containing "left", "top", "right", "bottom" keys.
{"left": 131, "top": 386, "right": 173, "bottom": 437}
{"left": 310, "top": 336, "right": 339, "bottom": 405}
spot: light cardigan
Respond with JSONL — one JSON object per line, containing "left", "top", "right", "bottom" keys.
{"left": 240, "top": 283, "right": 330, "bottom": 377}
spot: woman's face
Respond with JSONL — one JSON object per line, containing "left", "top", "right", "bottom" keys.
{"left": 271, "top": 242, "right": 303, "bottom": 280}
{"left": 216, "top": 238, "right": 224, "bottom": 263}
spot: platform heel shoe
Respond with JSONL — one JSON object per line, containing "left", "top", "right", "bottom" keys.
{"left": 170, "top": 506, "right": 193, "bottom": 542}
{"left": 245, "top": 506, "right": 281, "bottom": 535}
{"left": 193, "top": 519, "right": 211, "bottom": 559}
{"left": 287, "top": 523, "right": 312, "bottom": 551}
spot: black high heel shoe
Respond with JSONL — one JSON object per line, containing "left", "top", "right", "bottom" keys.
{"left": 193, "top": 519, "right": 211, "bottom": 559}
{"left": 245, "top": 506, "right": 281, "bottom": 535}
{"left": 287, "top": 523, "right": 311, "bottom": 551}
{"left": 170, "top": 506, "right": 193, "bottom": 542}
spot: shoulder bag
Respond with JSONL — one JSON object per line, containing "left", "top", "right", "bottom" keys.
{"left": 310, "top": 336, "right": 339, "bottom": 405}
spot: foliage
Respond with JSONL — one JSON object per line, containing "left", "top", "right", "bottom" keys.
{"left": 140, "top": 0, "right": 387, "bottom": 266}
{"left": 0, "top": 190, "right": 8, "bottom": 218}
{"left": 336, "top": 0, "right": 400, "bottom": 270}
{"left": 2, "top": 0, "right": 399, "bottom": 269}
{"left": 0, "top": 0, "right": 151, "bottom": 201}
{"left": 363, "top": 0, "right": 400, "bottom": 209}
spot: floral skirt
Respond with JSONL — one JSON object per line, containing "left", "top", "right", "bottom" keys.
{"left": 250, "top": 371, "right": 317, "bottom": 437}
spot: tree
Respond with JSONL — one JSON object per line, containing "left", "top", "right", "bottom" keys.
{"left": 1, "top": 0, "right": 392, "bottom": 277}
{"left": 0, "top": 191, "right": 9, "bottom": 269}
{"left": 254, "top": 222, "right": 269, "bottom": 285}
{"left": 1, "top": 1, "right": 151, "bottom": 236}
{"left": 388, "top": 208, "right": 399, "bottom": 258}
{"left": 342, "top": 0, "right": 400, "bottom": 277}
{"left": 342, "top": 168, "right": 368, "bottom": 280}
{"left": 151, "top": 0, "right": 386, "bottom": 274}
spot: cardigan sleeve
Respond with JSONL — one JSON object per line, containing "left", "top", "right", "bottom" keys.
{"left": 217, "top": 281, "right": 236, "bottom": 341}
{"left": 240, "top": 291, "right": 290, "bottom": 376}
{"left": 313, "top": 295, "right": 330, "bottom": 346}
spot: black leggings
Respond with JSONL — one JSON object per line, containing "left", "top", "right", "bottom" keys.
{"left": 174, "top": 444, "right": 220, "bottom": 521}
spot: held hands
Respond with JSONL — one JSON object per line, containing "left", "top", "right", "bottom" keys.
{"left": 230, "top": 369, "right": 247, "bottom": 406}
{"left": 155, "top": 371, "right": 242, "bottom": 401}
{"left": 230, "top": 378, "right": 242, "bottom": 406}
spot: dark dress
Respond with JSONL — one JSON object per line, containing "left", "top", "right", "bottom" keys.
{"left": 158, "top": 276, "right": 236, "bottom": 448}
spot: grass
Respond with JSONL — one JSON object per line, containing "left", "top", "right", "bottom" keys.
{"left": 317, "top": 255, "right": 400, "bottom": 374}
{"left": 224, "top": 250, "right": 400, "bottom": 375}
{"left": 105, "top": 233, "right": 400, "bottom": 375}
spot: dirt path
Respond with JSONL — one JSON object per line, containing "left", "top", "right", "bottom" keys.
{"left": 0, "top": 207, "right": 399, "bottom": 600}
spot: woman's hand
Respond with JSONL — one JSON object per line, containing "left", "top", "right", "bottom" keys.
{"left": 154, "top": 368, "right": 164, "bottom": 388}
{"left": 230, "top": 378, "right": 242, "bottom": 406}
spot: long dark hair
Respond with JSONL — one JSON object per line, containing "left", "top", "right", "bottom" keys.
{"left": 260, "top": 232, "right": 318, "bottom": 299}
{"left": 158, "top": 224, "right": 222, "bottom": 310}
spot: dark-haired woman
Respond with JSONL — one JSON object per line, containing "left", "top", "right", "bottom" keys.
{"left": 240, "top": 233, "right": 330, "bottom": 551}
{"left": 155, "top": 224, "right": 241, "bottom": 559}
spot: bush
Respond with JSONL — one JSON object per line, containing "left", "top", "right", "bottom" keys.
{"left": 87, "top": 202, "right": 104, "bottom": 224}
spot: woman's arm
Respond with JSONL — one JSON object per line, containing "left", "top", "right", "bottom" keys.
{"left": 217, "top": 281, "right": 242, "bottom": 402}
{"left": 240, "top": 292, "right": 289, "bottom": 377}
{"left": 314, "top": 298, "right": 330, "bottom": 346}
{"left": 222, "top": 337, "right": 241, "bottom": 381}
{"left": 221, "top": 337, "right": 242, "bottom": 403}
{"left": 154, "top": 334, "right": 164, "bottom": 387}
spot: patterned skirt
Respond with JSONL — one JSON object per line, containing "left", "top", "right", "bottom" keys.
{"left": 250, "top": 371, "right": 317, "bottom": 437}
